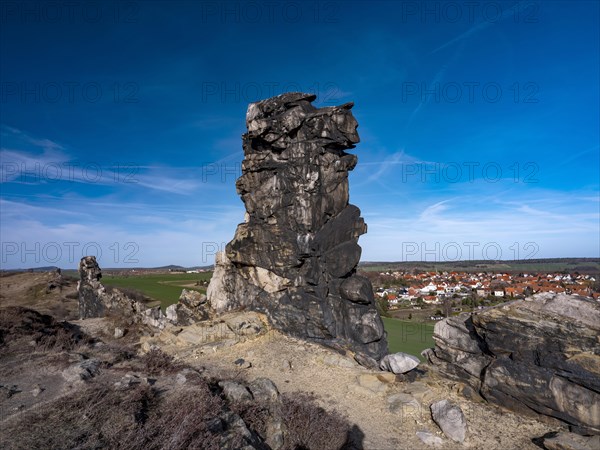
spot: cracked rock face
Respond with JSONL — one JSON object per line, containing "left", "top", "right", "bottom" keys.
{"left": 423, "top": 293, "right": 600, "bottom": 435}
{"left": 207, "top": 92, "right": 388, "bottom": 360}
{"left": 78, "top": 256, "right": 192, "bottom": 329}
{"left": 78, "top": 256, "right": 105, "bottom": 319}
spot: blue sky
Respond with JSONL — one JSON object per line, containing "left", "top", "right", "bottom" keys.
{"left": 1, "top": 0, "right": 598, "bottom": 269}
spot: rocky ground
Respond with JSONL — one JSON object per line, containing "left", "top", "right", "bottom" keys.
{"left": 139, "top": 320, "right": 561, "bottom": 450}
{"left": 0, "top": 271, "right": 571, "bottom": 450}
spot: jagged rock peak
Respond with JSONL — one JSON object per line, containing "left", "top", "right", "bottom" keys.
{"left": 207, "top": 93, "right": 388, "bottom": 361}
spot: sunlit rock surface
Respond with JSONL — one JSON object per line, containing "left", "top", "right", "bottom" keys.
{"left": 207, "top": 93, "right": 387, "bottom": 360}
{"left": 423, "top": 293, "right": 600, "bottom": 435}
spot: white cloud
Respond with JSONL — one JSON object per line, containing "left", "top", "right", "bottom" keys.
{"left": 0, "top": 196, "right": 245, "bottom": 269}
{"left": 360, "top": 189, "right": 599, "bottom": 261}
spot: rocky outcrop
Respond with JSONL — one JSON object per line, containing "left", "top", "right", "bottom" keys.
{"left": 206, "top": 92, "right": 387, "bottom": 361}
{"left": 78, "top": 256, "right": 106, "bottom": 319}
{"left": 165, "top": 289, "right": 210, "bottom": 325}
{"left": 423, "top": 293, "right": 600, "bottom": 435}
{"left": 78, "top": 255, "right": 160, "bottom": 325}
{"left": 141, "top": 311, "right": 267, "bottom": 353}
{"left": 77, "top": 256, "right": 208, "bottom": 329}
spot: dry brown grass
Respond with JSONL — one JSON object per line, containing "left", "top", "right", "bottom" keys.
{"left": 0, "top": 381, "right": 228, "bottom": 450}
{"left": 231, "top": 390, "right": 353, "bottom": 450}
{"left": 230, "top": 397, "right": 272, "bottom": 440}
{"left": 280, "top": 392, "right": 351, "bottom": 450}
{"left": 0, "top": 306, "right": 356, "bottom": 449}
{"left": 0, "top": 306, "right": 90, "bottom": 352}
{"left": 141, "top": 348, "right": 184, "bottom": 375}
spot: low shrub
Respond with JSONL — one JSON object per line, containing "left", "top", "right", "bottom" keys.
{"left": 281, "top": 392, "right": 351, "bottom": 450}
{"left": 141, "top": 348, "right": 183, "bottom": 375}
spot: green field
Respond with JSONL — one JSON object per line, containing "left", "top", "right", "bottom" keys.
{"left": 102, "top": 272, "right": 213, "bottom": 309}
{"left": 382, "top": 317, "right": 435, "bottom": 360}
{"left": 100, "top": 273, "right": 435, "bottom": 358}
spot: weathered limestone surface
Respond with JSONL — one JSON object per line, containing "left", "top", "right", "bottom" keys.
{"left": 423, "top": 293, "right": 600, "bottom": 435}
{"left": 207, "top": 92, "right": 387, "bottom": 360}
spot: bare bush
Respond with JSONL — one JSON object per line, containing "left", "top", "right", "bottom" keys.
{"left": 281, "top": 392, "right": 351, "bottom": 450}
{"left": 141, "top": 348, "right": 183, "bottom": 375}
{"left": 136, "top": 383, "right": 225, "bottom": 450}
{"left": 231, "top": 390, "right": 353, "bottom": 450}
{"left": 102, "top": 341, "right": 137, "bottom": 365}
{"left": 0, "top": 383, "right": 155, "bottom": 449}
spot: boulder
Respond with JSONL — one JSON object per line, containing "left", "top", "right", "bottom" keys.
{"left": 430, "top": 399, "right": 467, "bottom": 443}
{"left": 249, "top": 378, "right": 284, "bottom": 449}
{"left": 179, "top": 289, "right": 206, "bottom": 308}
{"left": 219, "top": 381, "right": 252, "bottom": 403}
{"left": 354, "top": 353, "right": 379, "bottom": 370}
{"left": 542, "top": 432, "right": 600, "bottom": 450}
{"left": 380, "top": 352, "right": 420, "bottom": 374}
{"left": 339, "top": 275, "right": 373, "bottom": 304}
{"left": 206, "top": 93, "right": 387, "bottom": 361}
{"left": 248, "top": 378, "right": 280, "bottom": 404}
{"left": 424, "top": 293, "right": 600, "bottom": 435}
{"left": 62, "top": 359, "right": 100, "bottom": 383}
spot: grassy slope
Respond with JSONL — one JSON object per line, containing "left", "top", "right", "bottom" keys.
{"left": 382, "top": 317, "right": 434, "bottom": 360}
{"left": 102, "top": 273, "right": 212, "bottom": 308}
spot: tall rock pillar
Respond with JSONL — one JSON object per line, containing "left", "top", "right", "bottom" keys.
{"left": 207, "top": 92, "right": 387, "bottom": 360}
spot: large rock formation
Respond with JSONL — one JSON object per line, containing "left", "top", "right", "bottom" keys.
{"left": 78, "top": 256, "right": 165, "bottom": 326}
{"left": 207, "top": 92, "right": 387, "bottom": 361}
{"left": 78, "top": 256, "right": 107, "bottom": 319}
{"left": 423, "top": 293, "right": 600, "bottom": 435}
{"left": 77, "top": 256, "right": 207, "bottom": 328}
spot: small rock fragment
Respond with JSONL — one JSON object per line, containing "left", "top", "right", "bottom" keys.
{"left": 234, "top": 358, "right": 252, "bottom": 369}
{"left": 416, "top": 431, "right": 444, "bottom": 448}
{"left": 31, "top": 384, "right": 43, "bottom": 398}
